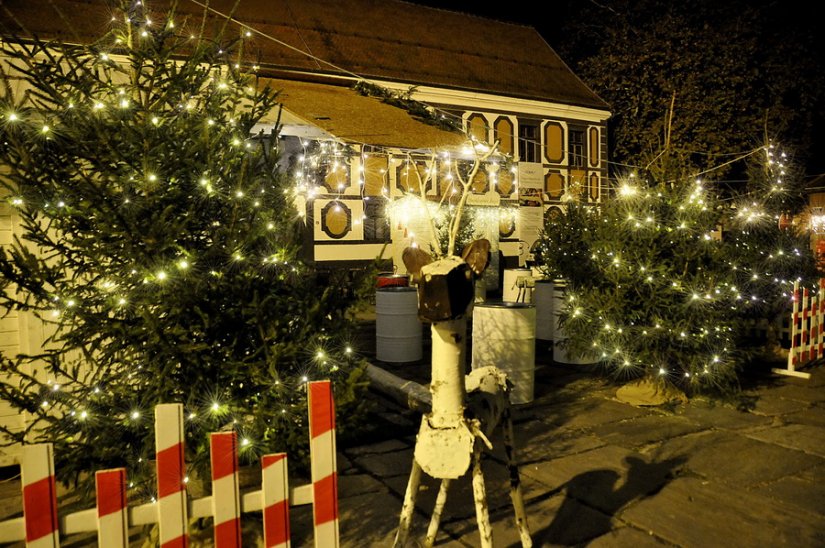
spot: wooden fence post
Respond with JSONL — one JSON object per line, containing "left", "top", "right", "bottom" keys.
{"left": 155, "top": 403, "right": 188, "bottom": 548}
{"left": 95, "top": 468, "right": 128, "bottom": 547}
{"left": 262, "top": 453, "right": 290, "bottom": 548}
{"left": 21, "top": 443, "right": 59, "bottom": 548}
{"left": 210, "top": 432, "right": 241, "bottom": 548}
{"left": 308, "top": 381, "right": 339, "bottom": 547}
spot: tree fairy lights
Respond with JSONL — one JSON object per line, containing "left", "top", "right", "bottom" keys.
{"left": 0, "top": 1, "right": 368, "bottom": 499}
{"left": 536, "top": 144, "right": 818, "bottom": 393}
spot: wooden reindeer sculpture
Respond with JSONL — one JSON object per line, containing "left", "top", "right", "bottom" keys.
{"left": 392, "top": 239, "right": 532, "bottom": 548}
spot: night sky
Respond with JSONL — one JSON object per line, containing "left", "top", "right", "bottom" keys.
{"left": 406, "top": 0, "right": 825, "bottom": 178}
{"left": 405, "top": 0, "right": 823, "bottom": 58}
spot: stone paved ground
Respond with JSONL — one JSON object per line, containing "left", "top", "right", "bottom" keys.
{"left": 330, "top": 364, "right": 825, "bottom": 547}
{"left": 331, "top": 327, "right": 825, "bottom": 547}
{"left": 2, "top": 327, "right": 825, "bottom": 547}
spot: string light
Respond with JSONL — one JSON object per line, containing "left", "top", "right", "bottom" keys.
{"left": 7, "top": 1, "right": 800, "bottom": 497}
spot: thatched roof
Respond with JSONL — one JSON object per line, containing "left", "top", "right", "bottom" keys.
{"left": 267, "top": 77, "right": 465, "bottom": 149}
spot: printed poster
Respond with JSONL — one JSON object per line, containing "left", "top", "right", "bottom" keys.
{"left": 517, "top": 163, "right": 544, "bottom": 265}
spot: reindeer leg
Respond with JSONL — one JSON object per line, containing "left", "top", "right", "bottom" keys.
{"left": 423, "top": 479, "right": 451, "bottom": 548}
{"left": 502, "top": 406, "right": 532, "bottom": 547}
{"left": 394, "top": 458, "right": 423, "bottom": 547}
{"left": 471, "top": 440, "right": 494, "bottom": 548}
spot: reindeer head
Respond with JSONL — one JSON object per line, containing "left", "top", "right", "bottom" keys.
{"left": 403, "top": 239, "right": 491, "bottom": 322}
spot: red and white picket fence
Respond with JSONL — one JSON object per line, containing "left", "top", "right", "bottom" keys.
{"left": 0, "top": 380, "right": 339, "bottom": 547}
{"left": 774, "top": 279, "right": 825, "bottom": 379}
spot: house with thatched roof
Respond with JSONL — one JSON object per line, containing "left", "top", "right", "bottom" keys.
{"left": 1, "top": 0, "right": 610, "bottom": 270}
{"left": 0, "top": 2, "right": 609, "bottom": 463}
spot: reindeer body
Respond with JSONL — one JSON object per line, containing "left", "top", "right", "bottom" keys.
{"left": 393, "top": 254, "right": 532, "bottom": 548}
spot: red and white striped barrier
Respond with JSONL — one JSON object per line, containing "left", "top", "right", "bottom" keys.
{"left": 775, "top": 279, "right": 825, "bottom": 379}
{"left": 309, "top": 381, "right": 339, "bottom": 547}
{"left": 800, "top": 280, "right": 807, "bottom": 356}
{"left": 155, "top": 404, "right": 188, "bottom": 548}
{"left": 809, "top": 292, "right": 816, "bottom": 362}
{"left": 22, "top": 444, "right": 59, "bottom": 548}
{"left": 96, "top": 468, "right": 129, "bottom": 547}
{"left": 0, "top": 380, "right": 339, "bottom": 546}
{"left": 262, "top": 453, "right": 290, "bottom": 548}
{"left": 816, "top": 278, "right": 825, "bottom": 358}
{"left": 211, "top": 432, "right": 241, "bottom": 547}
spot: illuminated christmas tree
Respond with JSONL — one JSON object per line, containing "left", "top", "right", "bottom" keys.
{"left": 536, "top": 146, "right": 817, "bottom": 394}
{"left": 0, "top": 2, "right": 367, "bottom": 498}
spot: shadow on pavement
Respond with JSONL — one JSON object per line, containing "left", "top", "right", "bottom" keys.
{"left": 532, "top": 454, "right": 688, "bottom": 546}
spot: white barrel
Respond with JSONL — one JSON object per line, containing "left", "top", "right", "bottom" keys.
{"left": 376, "top": 287, "right": 422, "bottom": 362}
{"left": 534, "top": 280, "right": 554, "bottom": 340}
{"left": 551, "top": 280, "right": 566, "bottom": 342}
{"left": 552, "top": 281, "right": 597, "bottom": 365}
{"left": 472, "top": 302, "right": 536, "bottom": 404}
{"left": 503, "top": 268, "right": 533, "bottom": 303}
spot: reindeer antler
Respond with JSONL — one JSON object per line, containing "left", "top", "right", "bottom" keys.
{"left": 447, "top": 141, "right": 499, "bottom": 256}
